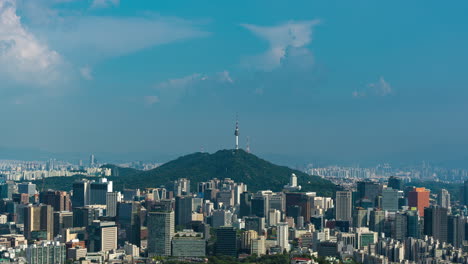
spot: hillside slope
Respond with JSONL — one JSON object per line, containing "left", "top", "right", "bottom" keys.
{"left": 39, "top": 150, "right": 337, "bottom": 196}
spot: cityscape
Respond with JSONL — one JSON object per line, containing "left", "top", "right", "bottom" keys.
{"left": 0, "top": 0, "right": 467, "bottom": 264}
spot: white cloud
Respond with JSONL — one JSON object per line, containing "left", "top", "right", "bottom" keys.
{"left": 0, "top": 0, "right": 66, "bottom": 89}
{"left": 91, "top": 0, "right": 119, "bottom": 9}
{"left": 241, "top": 20, "right": 320, "bottom": 71}
{"left": 353, "top": 76, "right": 393, "bottom": 98}
{"left": 154, "top": 71, "right": 234, "bottom": 103}
{"left": 80, "top": 66, "right": 93, "bottom": 80}
{"left": 144, "top": 95, "right": 159, "bottom": 106}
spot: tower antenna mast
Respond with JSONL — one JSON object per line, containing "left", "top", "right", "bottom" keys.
{"left": 234, "top": 115, "right": 239, "bottom": 150}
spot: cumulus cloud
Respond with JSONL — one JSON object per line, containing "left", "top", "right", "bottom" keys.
{"left": 241, "top": 20, "right": 320, "bottom": 71}
{"left": 80, "top": 66, "right": 93, "bottom": 80}
{"left": 154, "top": 71, "right": 234, "bottom": 103}
{"left": 353, "top": 76, "right": 393, "bottom": 98}
{"left": 0, "top": 0, "right": 66, "bottom": 89}
{"left": 91, "top": 0, "right": 119, "bottom": 9}
{"left": 11, "top": 0, "right": 210, "bottom": 85}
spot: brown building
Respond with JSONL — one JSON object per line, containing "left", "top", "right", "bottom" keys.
{"left": 24, "top": 204, "right": 54, "bottom": 240}
{"left": 408, "top": 187, "right": 430, "bottom": 217}
{"left": 286, "top": 193, "right": 312, "bottom": 223}
{"left": 39, "top": 191, "right": 71, "bottom": 212}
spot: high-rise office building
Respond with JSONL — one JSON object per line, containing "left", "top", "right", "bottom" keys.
{"left": 357, "top": 181, "right": 381, "bottom": 207}
{"left": 392, "top": 212, "right": 408, "bottom": 240}
{"left": 406, "top": 209, "right": 420, "bottom": 238}
{"left": 39, "top": 191, "right": 71, "bottom": 212}
{"left": 106, "top": 192, "right": 122, "bottom": 217}
{"left": 175, "top": 196, "right": 192, "bottom": 228}
{"left": 277, "top": 222, "right": 289, "bottom": 252}
{"left": 448, "top": 215, "right": 465, "bottom": 248}
{"left": 117, "top": 202, "right": 141, "bottom": 247}
{"left": 388, "top": 176, "right": 403, "bottom": 190}
{"left": 286, "top": 193, "right": 311, "bottom": 223}
{"left": 335, "top": 191, "right": 352, "bottom": 222}
{"left": 438, "top": 189, "right": 450, "bottom": 209}
{"left": 0, "top": 183, "right": 12, "bottom": 199}
{"left": 147, "top": 211, "right": 174, "bottom": 257}
{"left": 53, "top": 211, "right": 73, "bottom": 238}
{"left": 240, "top": 230, "right": 258, "bottom": 253}
{"left": 89, "top": 178, "right": 112, "bottom": 205}
{"left": 18, "top": 182, "right": 36, "bottom": 196}
{"left": 215, "top": 226, "right": 237, "bottom": 257}
{"left": 87, "top": 220, "right": 117, "bottom": 252}
{"left": 251, "top": 194, "right": 269, "bottom": 218}
{"left": 24, "top": 204, "right": 54, "bottom": 240}
{"left": 172, "top": 178, "right": 191, "bottom": 196}
{"left": 369, "top": 209, "right": 385, "bottom": 234}
{"left": 245, "top": 216, "right": 265, "bottom": 235}
{"left": 239, "top": 192, "right": 252, "bottom": 217}
{"left": 89, "top": 154, "right": 96, "bottom": 167}
{"left": 464, "top": 180, "right": 468, "bottom": 206}
{"left": 408, "top": 187, "right": 430, "bottom": 217}
{"left": 72, "top": 180, "right": 90, "bottom": 208}
{"left": 353, "top": 208, "right": 368, "bottom": 228}
{"left": 381, "top": 188, "right": 401, "bottom": 212}
{"left": 123, "top": 189, "right": 140, "bottom": 202}
{"left": 424, "top": 206, "right": 448, "bottom": 243}
{"left": 72, "top": 206, "right": 102, "bottom": 227}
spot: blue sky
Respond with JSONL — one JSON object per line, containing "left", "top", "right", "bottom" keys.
{"left": 0, "top": 0, "right": 467, "bottom": 165}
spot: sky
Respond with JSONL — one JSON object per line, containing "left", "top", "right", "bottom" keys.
{"left": 0, "top": 0, "right": 468, "bottom": 166}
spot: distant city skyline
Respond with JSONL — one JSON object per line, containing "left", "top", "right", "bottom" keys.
{"left": 0, "top": 0, "right": 468, "bottom": 166}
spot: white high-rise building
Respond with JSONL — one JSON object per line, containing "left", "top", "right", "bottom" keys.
{"left": 148, "top": 211, "right": 174, "bottom": 257}
{"left": 283, "top": 174, "right": 301, "bottom": 191}
{"left": 106, "top": 192, "right": 122, "bottom": 217}
{"left": 335, "top": 191, "right": 352, "bottom": 222}
{"left": 277, "top": 222, "right": 289, "bottom": 252}
{"left": 438, "top": 189, "right": 451, "bottom": 209}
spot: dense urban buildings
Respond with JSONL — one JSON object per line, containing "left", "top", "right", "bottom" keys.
{"left": 0, "top": 150, "right": 467, "bottom": 264}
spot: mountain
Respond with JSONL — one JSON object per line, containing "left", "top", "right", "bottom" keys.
{"left": 38, "top": 149, "right": 338, "bottom": 197}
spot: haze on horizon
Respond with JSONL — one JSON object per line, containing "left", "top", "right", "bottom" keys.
{"left": 0, "top": 0, "right": 467, "bottom": 167}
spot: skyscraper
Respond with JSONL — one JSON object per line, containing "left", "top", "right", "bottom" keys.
{"left": 408, "top": 187, "right": 430, "bottom": 217}
{"left": 147, "top": 211, "right": 174, "bottom": 257}
{"left": 18, "top": 182, "right": 36, "bottom": 196}
{"left": 438, "top": 189, "right": 450, "bottom": 209}
{"left": 448, "top": 215, "right": 465, "bottom": 248}
{"left": 369, "top": 209, "right": 385, "bottom": 234}
{"left": 424, "top": 206, "right": 448, "bottom": 243}
{"left": 335, "top": 191, "right": 352, "bottom": 222}
{"left": 240, "top": 192, "right": 252, "bottom": 217}
{"left": 117, "top": 202, "right": 141, "bottom": 247}
{"left": 24, "top": 204, "right": 54, "bottom": 240}
{"left": 175, "top": 196, "right": 192, "bottom": 228}
{"left": 464, "top": 180, "right": 468, "bottom": 206}
{"left": 87, "top": 220, "right": 117, "bottom": 252}
{"left": 388, "top": 176, "right": 403, "bottom": 190}
{"left": 406, "top": 209, "right": 420, "bottom": 239}
{"left": 39, "top": 191, "right": 71, "bottom": 212}
{"left": 106, "top": 192, "right": 121, "bottom": 217}
{"left": 89, "top": 178, "right": 112, "bottom": 205}
{"left": 277, "top": 222, "right": 289, "bottom": 252}
{"left": 215, "top": 226, "right": 237, "bottom": 257}
{"left": 72, "top": 180, "right": 90, "bottom": 208}
{"left": 381, "top": 188, "right": 401, "bottom": 212}
{"left": 53, "top": 211, "right": 73, "bottom": 238}
{"left": 356, "top": 181, "right": 381, "bottom": 207}
{"left": 286, "top": 193, "right": 311, "bottom": 223}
